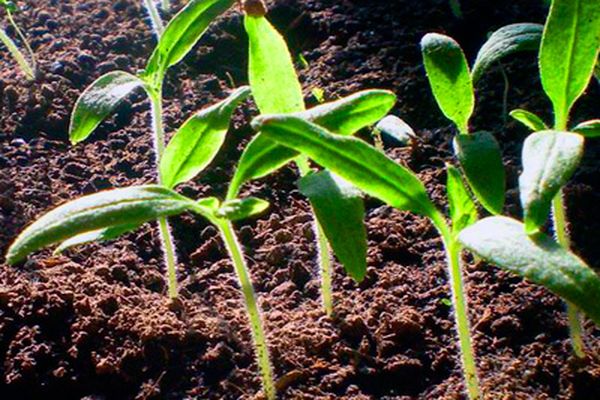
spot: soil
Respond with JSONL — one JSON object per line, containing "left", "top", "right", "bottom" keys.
{"left": 1, "top": 0, "right": 600, "bottom": 399}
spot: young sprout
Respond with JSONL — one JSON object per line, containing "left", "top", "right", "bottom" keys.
{"left": 500, "top": 0, "right": 600, "bottom": 358}
{"left": 229, "top": 0, "right": 396, "bottom": 316}
{"left": 0, "top": 0, "right": 36, "bottom": 80}
{"left": 68, "top": 0, "right": 236, "bottom": 299}
{"left": 252, "top": 114, "right": 482, "bottom": 399}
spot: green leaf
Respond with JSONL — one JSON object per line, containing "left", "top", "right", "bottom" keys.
{"left": 459, "top": 216, "right": 600, "bottom": 326}
{"left": 472, "top": 23, "right": 543, "bottom": 83}
{"left": 254, "top": 115, "right": 439, "bottom": 219}
{"left": 300, "top": 171, "right": 367, "bottom": 282}
{"left": 227, "top": 90, "right": 396, "bottom": 199}
{"left": 245, "top": 15, "right": 305, "bottom": 114}
{"left": 509, "top": 109, "right": 549, "bottom": 131}
{"left": 144, "top": 0, "right": 235, "bottom": 83}
{"left": 69, "top": 71, "right": 146, "bottom": 144}
{"left": 54, "top": 223, "right": 141, "bottom": 254}
{"left": 453, "top": 132, "right": 506, "bottom": 215}
{"left": 160, "top": 86, "right": 250, "bottom": 188}
{"left": 572, "top": 119, "right": 600, "bottom": 138}
{"left": 539, "top": 0, "right": 600, "bottom": 129}
{"left": 5, "top": 186, "right": 192, "bottom": 265}
{"left": 216, "top": 198, "right": 269, "bottom": 221}
{"left": 519, "top": 131, "right": 584, "bottom": 234}
{"left": 421, "top": 33, "right": 474, "bottom": 133}
{"left": 375, "top": 115, "right": 416, "bottom": 147}
{"left": 446, "top": 164, "right": 478, "bottom": 234}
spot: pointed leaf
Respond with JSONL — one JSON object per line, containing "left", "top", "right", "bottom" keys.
{"left": 227, "top": 90, "right": 396, "bottom": 198}
{"left": 510, "top": 109, "right": 548, "bottom": 131}
{"left": 54, "top": 223, "right": 141, "bottom": 254}
{"left": 216, "top": 198, "right": 269, "bottom": 221}
{"left": 6, "top": 186, "right": 192, "bottom": 264}
{"left": 472, "top": 23, "right": 543, "bottom": 83}
{"left": 540, "top": 0, "right": 600, "bottom": 128}
{"left": 160, "top": 86, "right": 250, "bottom": 188}
{"left": 421, "top": 33, "right": 474, "bottom": 133}
{"left": 572, "top": 119, "right": 600, "bottom": 138}
{"left": 300, "top": 171, "right": 367, "bottom": 282}
{"left": 446, "top": 164, "right": 478, "bottom": 233}
{"left": 254, "top": 115, "right": 439, "bottom": 219}
{"left": 459, "top": 216, "right": 600, "bottom": 326}
{"left": 145, "top": 0, "right": 235, "bottom": 82}
{"left": 453, "top": 131, "right": 506, "bottom": 215}
{"left": 519, "top": 131, "right": 584, "bottom": 234}
{"left": 245, "top": 15, "right": 305, "bottom": 114}
{"left": 69, "top": 71, "right": 146, "bottom": 144}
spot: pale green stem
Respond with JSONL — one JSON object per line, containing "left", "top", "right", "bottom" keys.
{"left": 142, "top": 0, "right": 165, "bottom": 39}
{"left": 161, "top": 0, "right": 170, "bottom": 12}
{"left": 552, "top": 191, "right": 586, "bottom": 358}
{"left": 216, "top": 220, "right": 276, "bottom": 400}
{"left": 149, "top": 84, "right": 180, "bottom": 299}
{"left": 433, "top": 212, "right": 481, "bottom": 400}
{"left": 0, "top": 26, "right": 34, "bottom": 80}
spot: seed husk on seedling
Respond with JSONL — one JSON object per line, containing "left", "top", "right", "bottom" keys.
{"left": 1, "top": 0, "right": 36, "bottom": 80}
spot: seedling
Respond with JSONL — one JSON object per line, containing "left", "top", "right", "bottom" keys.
{"left": 468, "top": 0, "right": 600, "bottom": 358}
{"left": 229, "top": 0, "right": 396, "bottom": 316}
{"left": 69, "top": 0, "right": 236, "bottom": 299}
{"left": 253, "top": 115, "right": 482, "bottom": 400}
{"left": 142, "top": 0, "right": 165, "bottom": 38}
{"left": 0, "top": 0, "right": 36, "bottom": 80}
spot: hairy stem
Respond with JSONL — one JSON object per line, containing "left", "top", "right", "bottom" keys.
{"left": 552, "top": 191, "right": 586, "bottom": 358}
{"left": 161, "top": 0, "right": 170, "bottom": 12}
{"left": 149, "top": 85, "right": 180, "bottom": 299}
{"left": 142, "top": 0, "right": 165, "bottom": 39}
{"left": 0, "top": 27, "right": 35, "bottom": 80}
{"left": 216, "top": 220, "right": 276, "bottom": 400}
{"left": 433, "top": 213, "right": 480, "bottom": 400}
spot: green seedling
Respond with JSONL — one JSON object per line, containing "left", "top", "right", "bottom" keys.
{"left": 142, "top": 0, "right": 165, "bottom": 38}
{"left": 69, "top": 0, "right": 236, "bottom": 300}
{"left": 474, "top": 0, "right": 600, "bottom": 358}
{"left": 229, "top": 0, "right": 396, "bottom": 317}
{"left": 421, "top": 33, "right": 506, "bottom": 216}
{"left": 0, "top": 0, "right": 36, "bottom": 80}
{"left": 253, "top": 115, "right": 482, "bottom": 400}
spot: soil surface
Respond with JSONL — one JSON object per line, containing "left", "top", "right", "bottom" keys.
{"left": 2, "top": 0, "right": 600, "bottom": 399}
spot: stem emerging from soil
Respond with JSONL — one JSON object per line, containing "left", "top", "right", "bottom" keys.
{"left": 5, "top": 9, "right": 36, "bottom": 78}
{"left": 149, "top": 84, "right": 180, "bottom": 300}
{"left": 0, "top": 26, "right": 35, "bottom": 80}
{"left": 143, "top": 0, "right": 165, "bottom": 39}
{"left": 433, "top": 213, "right": 481, "bottom": 400}
{"left": 552, "top": 191, "right": 585, "bottom": 358}
{"left": 216, "top": 220, "right": 276, "bottom": 400}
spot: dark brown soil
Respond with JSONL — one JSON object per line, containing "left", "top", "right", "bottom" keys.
{"left": 1, "top": 0, "right": 600, "bottom": 399}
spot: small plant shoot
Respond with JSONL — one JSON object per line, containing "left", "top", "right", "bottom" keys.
{"left": 1, "top": 0, "right": 36, "bottom": 80}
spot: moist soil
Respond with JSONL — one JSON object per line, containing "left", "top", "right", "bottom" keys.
{"left": 1, "top": 0, "right": 600, "bottom": 399}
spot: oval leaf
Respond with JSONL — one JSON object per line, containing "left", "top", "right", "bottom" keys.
{"left": 572, "top": 119, "right": 600, "bottom": 138}
{"left": 245, "top": 15, "right": 305, "bottom": 114}
{"left": 446, "top": 164, "right": 478, "bottom": 234}
{"left": 160, "top": 86, "right": 250, "bottom": 188}
{"left": 145, "top": 0, "right": 235, "bottom": 83}
{"left": 253, "top": 115, "right": 439, "bottom": 219}
{"left": 472, "top": 23, "right": 543, "bottom": 83}
{"left": 519, "top": 131, "right": 584, "bottom": 234}
{"left": 300, "top": 171, "right": 367, "bottom": 282}
{"left": 227, "top": 90, "right": 396, "bottom": 199}
{"left": 453, "top": 132, "right": 506, "bottom": 215}
{"left": 459, "top": 216, "right": 600, "bottom": 326}
{"left": 421, "top": 33, "right": 474, "bottom": 133}
{"left": 6, "top": 186, "right": 191, "bottom": 264}
{"left": 69, "top": 71, "right": 146, "bottom": 144}
{"left": 540, "top": 0, "right": 600, "bottom": 128}
{"left": 509, "top": 109, "right": 548, "bottom": 131}
{"left": 216, "top": 198, "right": 269, "bottom": 221}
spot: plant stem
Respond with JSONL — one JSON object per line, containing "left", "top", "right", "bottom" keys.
{"left": 296, "top": 156, "right": 334, "bottom": 316}
{"left": 5, "top": 9, "right": 36, "bottom": 78}
{"left": 142, "top": 0, "right": 165, "bottom": 39}
{"left": 149, "top": 84, "right": 180, "bottom": 299}
{"left": 433, "top": 213, "right": 480, "bottom": 400}
{"left": 552, "top": 190, "right": 586, "bottom": 358}
{"left": 0, "top": 27, "right": 35, "bottom": 80}
{"left": 161, "top": 0, "right": 170, "bottom": 12}
{"left": 216, "top": 220, "right": 276, "bottom": 400}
